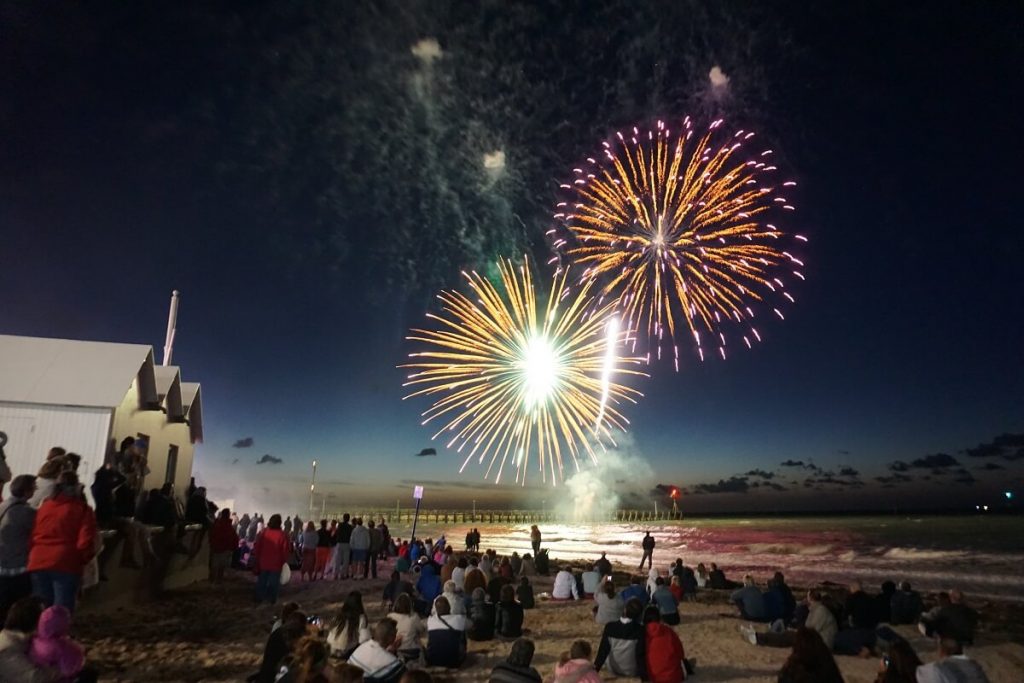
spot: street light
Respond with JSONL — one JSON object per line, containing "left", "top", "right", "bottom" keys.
{"left": 309, "top": 459, "right": 318, "bottom": 515}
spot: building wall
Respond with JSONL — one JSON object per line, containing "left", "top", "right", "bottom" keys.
{"left": 0, "top": 402, "right": 112, "bottom": 489}
{"left": 109, "top": 379, "right": 195, "bottom": 504}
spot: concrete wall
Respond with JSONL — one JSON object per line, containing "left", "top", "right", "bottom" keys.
{"left": 110, "top": 379, "right": 195, "bottom": 504}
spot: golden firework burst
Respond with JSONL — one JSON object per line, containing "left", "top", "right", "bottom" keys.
{"left": 402, "top": 257, "right": 644, "bottom": 485}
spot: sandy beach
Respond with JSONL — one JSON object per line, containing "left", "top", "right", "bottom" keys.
{"left": 73, "top": 555, "right": 1024, "bottom": 683}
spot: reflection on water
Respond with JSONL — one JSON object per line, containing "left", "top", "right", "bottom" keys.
{"left": 389, "top": 516, "right": 1024, "bottom": 602}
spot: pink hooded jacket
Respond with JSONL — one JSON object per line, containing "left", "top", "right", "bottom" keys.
{"left": 554, "top": 658, "right": 603, "bottom": 683}
{"left": 29, "top": 606, "right": 84, "bottom": 680}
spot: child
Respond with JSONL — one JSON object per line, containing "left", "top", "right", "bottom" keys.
{"left": 554, "top": 640, "right": 602, "bottom": 683}
{"left": 29, "top": 605, "right": 85, "bottom": 681}
{"left": 516, "top": 576, "right": 535, "bottom": 609}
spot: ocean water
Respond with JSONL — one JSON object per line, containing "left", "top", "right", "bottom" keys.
{"left": 388, "top": 515, "right": 1024, "bottom": 603}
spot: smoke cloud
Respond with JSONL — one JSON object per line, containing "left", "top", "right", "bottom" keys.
{"left": 556, "top": 432, "right": 653, "bottom": 521}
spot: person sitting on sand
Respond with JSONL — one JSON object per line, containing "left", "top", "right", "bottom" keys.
{"left": 770, "top": 572, "right": 797, "bottom": 625}
{"left": 695, "top": 562, "right": 709, "bottom": 588}
{"left": 552, "top": 566, "right": 580, "bottom": 600}
{"left": 28, "top": 605, "right": 84, "bottom": 681}
{"left": 467, "top": 587, "right": 496, "bottom": 641}
{"left": 510, "top": 551, "right": 523, "bottom": 577}
{"left": 594, "top": 552, "right": 612, "bottom": 578}
{"left": 277, "top": 635, "right": 331, "bottom": 683}
{"left": 554, "top": 640, "right": 602, "bottom": 683}
{"left": 709, "top": 562, "right": 738, "bottom": 590}
{"left": 0, "top": 596, "right": 61, "bottom": 682}
{"left": 415, "top": 565, "right": 442, "bottom": 615}
{"left": 651, "top": 577, "right": 680, "bottom": 626}
{"left": 519, "top": 553, "right": 536, "bottom": 577}
{"left": 349, "top": 617, "right": 406, "bottom": 683}
{"left": 669, "top": 575, "right": 685, "bottom": 603}
{"left": 776, "top": 627, "right": 843, "bottom": 683}
{"left": 253, "top": 610, "right": 308, "bottom": 683}
{"left": 479, "top": 553, "right": 493, "bottom": 577}
{"left": 645, "top": 567, "right": 660, "bottom": 597}
{"left": 425, "top": 597, "right": 467, "bottom": 668}
{"left": 489, "top": 637, "right": 542, "bottom": 683}
{"left": 496, "top": 584, "right": 524, "bottom": 639}
{"left": 918, "top": 589, "right": 977, "bottom": 645}
{"left": 273, "top": 603, "right": 301, "bottom": 633}
{"left": 914, "top": 636, "right": 990, "bottom": 683}
{"left": 875, "top": 581, "right": 897, "bottom": 623}
{"left": 594, "top": 579, "right": 624, "bottom": 625}
{"left": 440, "top": 556, "right": 456, "bottom": 585}
{"left": 435, "top": 580, "right": 465, "bottom": 617}
{"left": 874, "top": 638, "right": 921, "bottom": 683}
{"left": 387, "top": 594, "right": 425, "bottom": 662}
{"left": 742, "top": 590, "right": 838, "bottom": 651}
{"left": 619, "top": 575, "right": 647, "bottom": 604}
{"left": 336, "top": 663, "right": 366, "bottom": 683}
{"left": 595, "top": 597, "right": 646, "bottom": 679}
{"left": 327, "top": 592, "right": 371, "bottom": 660}
{"left": 516, "top": 577, "right": 535, "bottom": 610}
{"left": 672, "top": 559, "right": 698, "bottom": 597}
{"left": 488, "top": 572, "right": 511, "bottom": 605}
{"left": 731, "top": 575, "right": 767, "bottom": 622}
{"left": 451, "top": 557, "right": 468, "bottom": 591}
{"left": 382, "top": 571, "right": 415, "bottom": 612}
{"left": 643, "top": 606, "right": 687, "bottom": 683}
{"left": 890, "top": 581, "right": 923, "bottom": 625}
{"left": 463, "top": 559, "right": 486, "bottom": 596}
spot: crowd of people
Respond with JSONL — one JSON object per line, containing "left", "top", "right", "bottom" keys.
{"left": 0, "top": 436, "right": 1000, "bottom": 682}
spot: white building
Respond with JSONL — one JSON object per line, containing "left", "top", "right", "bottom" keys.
{"left": 0, "top": 334, "right": 203, "bottom": 501}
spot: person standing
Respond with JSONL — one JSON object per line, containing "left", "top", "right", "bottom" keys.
{"left": 335, "top": 513, "right": 353, "bottom": 580}
{"left": 314, "top": 519, "right": 331, "bottom": 580}
{"left": 0, "top": 475, "right": 37, "bottom": 623}
{"left": 27, "top": 473, "right": 97, "bottom": 612}
{"left": 251, "top": 514, "right": 292, "bottom": 604}
{"left": 639, "top": 531, "right": 655, "bottom": 571}
{"left": 529, "top": 526, "right": 541, "bottom": 556}
{"left": 208, "top": 508, "right": 238, "bottom": 583}
{"left": 350, "top": 517, "right": 370, "bottom": 580}
{"left": 367, "top": 520, "right": 383, "bottom": 579}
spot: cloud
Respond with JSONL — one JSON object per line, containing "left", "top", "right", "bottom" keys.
{"left": 962, "top": 433, "right": 1024, "bottom": 460}
{"left": 953, "top": 472, "right": 977, "bottom": 485}
{"left": 762, "top": 482, "right": 788, "bottom": 492}
{"left": 910, "top": 453, "right": 959, "bottom": 469}
{"left": 837, "top": 449, "right": 852, "bottom": 456}
{"left": 779, "top": 460, "right": 821, "bottom": 472}
{"left": 652, "top": 483, "right": 684, "bottom": 497}
{"left": 974, "top": 462, "right": 1004, "bottom": 471}
{"left": 233, "top": 437, "right": 254, "bottom": 448}
{"left": 744, "top": 469, "right": 775, "bottom": 479}
{"left": 411, "top": 38, "right": 442, "bottom": 64}
{"left": 889, "top": 461, "right": 910, "bottom": 472}
{"left": 256, "top": 454, "right": 283, "bottom": 465}
{"left": 231, "top": 458, "right": 239, "bottom": 465}
{"left": 708, "top": 65, "right": 730, "bottom": 89}
{"left": 838, "top": 466, "right": 859, "bottom": 477}
{"left": 805, "top": 476, "right": 864, "bottom": 488}
{"left": 692, "top": 477, "right": 750, "bottom": 495}
{"left": 397, "top": 479, "right": 477, "bottom": 490}
{"left": 875, "top": 473, "right": 913, "bottom": 484}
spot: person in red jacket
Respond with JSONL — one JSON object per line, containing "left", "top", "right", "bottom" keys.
{"left": 27, "top": 472, "right": 97, "bottom": 613}
{"left": 208, "top": 508, "right": 239, "bottom": 583}
{"left": 252, "top": 513, "right": 292, "bottom": 604}
{"left": 643, "top": 605, "right": 686, "bottom": 683}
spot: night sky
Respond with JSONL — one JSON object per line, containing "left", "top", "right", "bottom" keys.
{"left": 2, "top": 2, "right": 1021, "bottom": 513}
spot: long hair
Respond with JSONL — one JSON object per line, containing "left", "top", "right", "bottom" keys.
{"left": 331, "top": 591, "right": 365, "bottom": 647}
{"left": 291, "top": 636, "right": 329, "bottom": 683}
{"left": 779, "top": 627, "right": 842, "bottom": 683}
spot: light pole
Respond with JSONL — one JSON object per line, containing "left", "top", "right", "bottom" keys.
{"left": 309, "top": 459, "right": 318, "bottom": 515}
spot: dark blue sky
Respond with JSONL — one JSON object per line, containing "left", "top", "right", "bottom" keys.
{"left": 1, "top": 2, "right": 1021, "bottom": 511}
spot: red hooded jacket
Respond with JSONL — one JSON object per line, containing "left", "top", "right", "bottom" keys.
{"left": 645, "top": 621, "right": 686, "bottom": 683}
{"left": 252, "top": 527, "right": 291, "bottom": 573}
{"left": 28, "top": 493, "right": 98, "bottom": 575}
{"left": 209, "top": 516, "right": 239, "bottom": 553}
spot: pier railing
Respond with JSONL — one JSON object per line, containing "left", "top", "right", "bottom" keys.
{"left": 305, "top": 508, "right": 684, "bottom": 525}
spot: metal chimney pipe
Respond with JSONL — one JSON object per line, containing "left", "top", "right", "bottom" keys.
{"left": 163, "top": 290, "right": 180, "bottom": 366}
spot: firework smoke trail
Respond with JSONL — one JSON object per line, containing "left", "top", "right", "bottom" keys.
{"left": 551, "top": 118, "right": 807, "bottom": 367}
{"left": 402, "top": 257, "right": 644, "bottom": 486}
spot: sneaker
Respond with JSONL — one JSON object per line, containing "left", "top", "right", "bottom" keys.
{"left": 739, "top": 623, "right": 757, "bottom": 645}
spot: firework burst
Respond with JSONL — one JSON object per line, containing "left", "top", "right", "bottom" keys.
{"left": 402, "top": 257, "right": 644, "bottom": 485}
{"left": 550, "top": 118, "right": 806, "bottom": 369}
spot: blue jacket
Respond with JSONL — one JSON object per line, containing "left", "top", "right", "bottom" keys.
{"left": 417, "top": 566, "right": 442, "bottom": 603}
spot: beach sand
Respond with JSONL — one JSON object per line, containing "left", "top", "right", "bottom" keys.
{"left": 74, "top": 559, "right": 1024, "bottom": 682}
